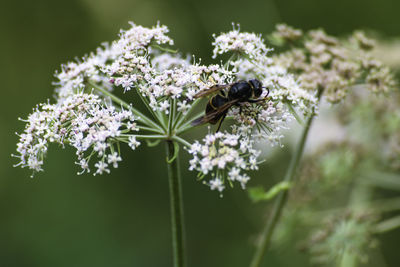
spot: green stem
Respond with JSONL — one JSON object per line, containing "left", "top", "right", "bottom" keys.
{"left": 138, "top": 126, "right": 164, "bottom": 134}
{"left": 166, "top": 140, "right": 186, "bottom": 267}
{"left": 338, "top": 183, "right": 372, "bottom": 267}
{"left": 172, "top": 136, "right": 192, "bottom": 148}
{"left": 130, "top": 134, "right": 166, "bottom": 139}
{"left": 339, "top": 249, "right": 358, "bottom": 267}
{"left": 135, "top": 88, "right": 167, "bottom": 131}
{"left": 152, "top": 44, "right": 178, "bottom": 53}
{"left": 250, "top": 89, "right": 323, "bottom": 267}
{"left": 168, "top": 98, "right": 176, "bottom": 135}
{"left": 176, "top": 111, "right": 204, "bottom": 135}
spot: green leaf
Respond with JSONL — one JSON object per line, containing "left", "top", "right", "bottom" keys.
{"left": 248, "top": 182, "right": 292, "bottom": 203}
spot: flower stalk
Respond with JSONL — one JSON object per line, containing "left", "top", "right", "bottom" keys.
{"left": 166, "top": 140, "right": 186, "bottom": 267}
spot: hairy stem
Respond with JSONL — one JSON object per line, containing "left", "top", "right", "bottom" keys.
{"left": 166, "top": 140, "right": 186, "bottom": 267}
{"left": 250, "top": 90, "right": 323, "bottom": 267}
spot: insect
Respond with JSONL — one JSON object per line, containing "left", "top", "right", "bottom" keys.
{"left": 191, "top": 79, "right": 269, "bottom": 132}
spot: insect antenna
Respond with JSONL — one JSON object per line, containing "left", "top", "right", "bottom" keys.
{"left": 262, "top": 86, "right": 270, "bottom": 97}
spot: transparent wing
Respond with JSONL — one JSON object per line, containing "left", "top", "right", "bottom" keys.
{"left": 191, "top": 99, "right": 239, "bottom": 126}
{"left": 193, "top": 84, "right": 230, "bottom": 98}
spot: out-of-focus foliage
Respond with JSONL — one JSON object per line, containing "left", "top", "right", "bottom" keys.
{"left": 1, "top": 0, "right": 400, "bottom": 267}
{"left": 270, "top": 84, "right": 400, "bottom": 266}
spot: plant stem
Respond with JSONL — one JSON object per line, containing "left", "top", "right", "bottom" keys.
{"left": 176, "top": 111, "right": 204, "bottom": 135}
{"left": 166, "top": 140, "right": 186, "bottom": 267}
{"left": 135, "top": 88, "right": 167, "bottom": 131}
{"left": 172, "top": 136, "right": 192, "bottom": 148}
{"left": 250, "top": 89, "right": 323, "bottom": 267}
{"left": 168, "top": 98, "right": 175, "bottom": 135}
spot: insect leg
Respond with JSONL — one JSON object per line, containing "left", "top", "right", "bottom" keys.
{"left": 247, "top": 96, "right": 270, "bottom": 103}
{"left": 216, "top": 113, "right": 227, "bottom": 132}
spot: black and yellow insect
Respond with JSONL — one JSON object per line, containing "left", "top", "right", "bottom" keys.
{"left": 191, "top": 79, "right": 269, "bottom": 131}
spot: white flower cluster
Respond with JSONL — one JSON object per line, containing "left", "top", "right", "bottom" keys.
{"left": 16, "top": 22, "right": 331, "bottom": 193}
{"left": 212, "top": 24, "right": 271, "bottom": 59}
{"left": 107, "top": 49, "right": 236, "bottom": 114}
{"left": 266, "top": 66, "right": 318, "bottom": 116}
{"left": 229, "top": 101, "right": 293, "bottom": 147}
{"left": 117, "top": 22, "right": 173, "bottom": 50}
{"left": 94, "top": 24, "right": 235, "bottom": 115}
{"left": 183, "top": 26, "right": 319, "bottom": 191}
{"left": 14, "top": 93, "right": 139, "bottom": 176}
{"left": 54, "top": 22, "right": 174, "bottom": 99}
{"left": 140, "top": 63, "right": 234, "bottom": 113}
{"left": 213, "top": 26, "right": 318, "bottom": 117}
{"left": 188, "top": 126, "right": 260, "bottom": 194}
{"left": 232, "top": 58, "right": 318, "bottom": 116}
{"left": 55, "top": 42, "right": 121, "bottom": 100}
{"left": 151, "top": 53, "right": 190, "bottom": 72}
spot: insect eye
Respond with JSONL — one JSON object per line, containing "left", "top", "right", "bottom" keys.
{"left": 249, "top": 79, "right": 262, "bottom": 90}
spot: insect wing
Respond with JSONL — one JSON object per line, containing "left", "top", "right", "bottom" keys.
{"left": 193, "top": 84, "right": 230, "bottom": 98}
{"left": 191, "top": 99, "right": 239, "bottom": 126}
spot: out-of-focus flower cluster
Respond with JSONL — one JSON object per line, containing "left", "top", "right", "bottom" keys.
{"left": 306, "top": 211, "right": 377, "bottom": 265}
{"left": 272, "top": 24, "right": 396, "bottom": 103}
{"left": 338, "top": 85, "right": 400, "bottom": 170}
{"left": 14, "top": 93, "right": 139, "bottom": 176}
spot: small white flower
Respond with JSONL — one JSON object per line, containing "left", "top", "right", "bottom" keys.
{"left": 159, "top": 100, "right": 170, "bottom": 113}
{"left": 76, "top": 159, "right": 90, "bottom": 174}
{"left": 107, "top": 152, "right": 122, "bottom": 168}
{"left": 209, "top": 178, "right": 225, "bottom": 192}
{"left": 94, "top": 161, "right": 110, "bottom": 175}
{"left": 128, "top": 136, "right": 141, "bottom": 150}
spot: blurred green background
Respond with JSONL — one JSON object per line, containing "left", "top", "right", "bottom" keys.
{"left": 1, "top": 0, "right": 400, "bottom": 266}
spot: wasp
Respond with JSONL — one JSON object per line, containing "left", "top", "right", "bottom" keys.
{"left": 191, "top": 79, "right": 269, "bottom": 132}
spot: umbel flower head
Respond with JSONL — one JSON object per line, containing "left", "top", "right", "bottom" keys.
{"left": 15, "top": 93, "right": 139, "bottom": 176}
{"left": 188, "top": 125, "right": 260, "bottom": 194}
{"left": 14, "top": 22, "right": 391, "bottom": 193}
